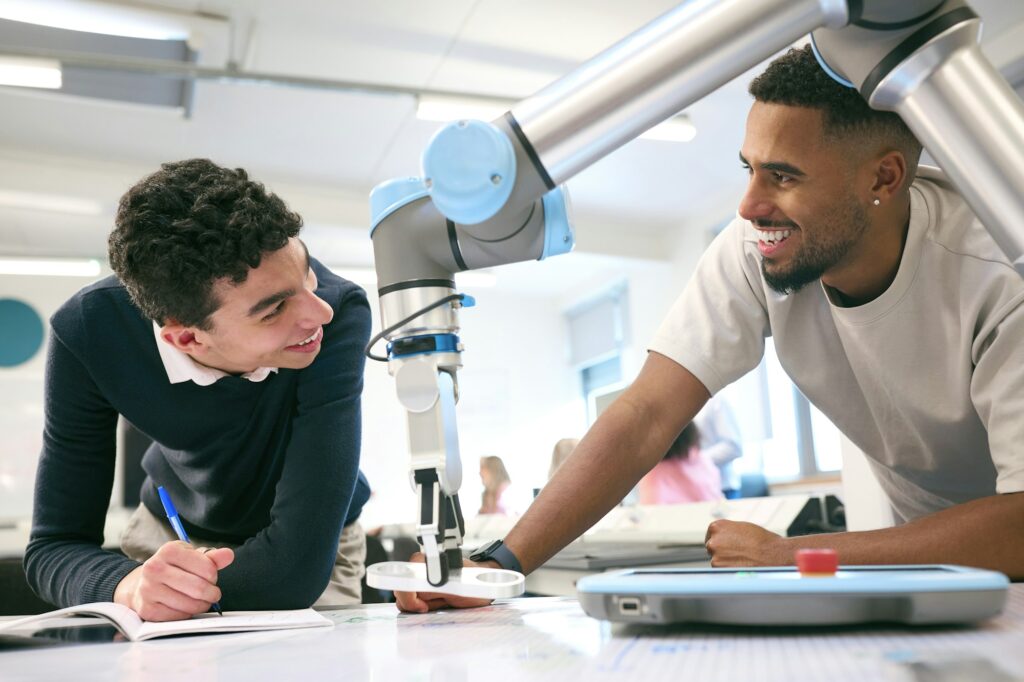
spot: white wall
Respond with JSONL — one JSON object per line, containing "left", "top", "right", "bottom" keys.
{"left": 554, "top": 257, "right": 678, "bottom": 384}
{"left": 0, "top": 273, "right": 108, "bottom": 519}
{"left": 357, "top": 285, "right": 584, "bottom": 528}
{"left": 840, "top": 434, "right": 895, "bottom": 531}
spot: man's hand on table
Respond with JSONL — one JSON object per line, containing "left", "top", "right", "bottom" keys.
{"left": 705, "top": 519, "right": 791, "bottom": 567}
{"left": 394, "top": 553, "right": 497, "bottom": 613}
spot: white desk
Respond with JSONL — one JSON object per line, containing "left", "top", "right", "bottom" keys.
{"left": 382, "top": 496, "right": 828, "bottom": 596}
{"left": 3, "top": 588, "right": 1023, "bottom": 681}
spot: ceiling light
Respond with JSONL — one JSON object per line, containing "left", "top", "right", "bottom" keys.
{"left": 0, "top": 0, "right": 191, "bottom": 40}
{"left": 0, "top": 56, "right": 61, "bottom": 89}
{"left": 0, "top": 190, "right": 104, "bottom": 216}
{"left": 0, "top": 258, "right": 101, "bottom": 277}
{"left": 416, "top": 95, "right": 695, "bottom": 143}
{"left": 327, "top": 265, "right": 497, "bottom": 289}
{"left": 416, "top": 95, "right": 508, "bottom": 124}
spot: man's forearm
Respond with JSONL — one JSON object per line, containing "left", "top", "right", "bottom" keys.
{"left": 715, "top": 492, "right": 1024, "bottom": 579}
{"left": 504, "top": 396, "right": 666, "bottom": 573}
{"left": 504, "top": 353, "right": 710, "bottom": 574}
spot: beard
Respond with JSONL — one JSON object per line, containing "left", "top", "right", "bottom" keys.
{"left": 760, "top": 196, "right": 870, "bottom": 295}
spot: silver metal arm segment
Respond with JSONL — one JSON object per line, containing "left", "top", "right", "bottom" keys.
{"left": 367, "top": 0, "right": 1024, "bottom": 592}
{"left": 511, "top": 0, "right": 848, "bottom": 187}
{"left": 813, "top": 0, "right": 1024, "bottom": 275}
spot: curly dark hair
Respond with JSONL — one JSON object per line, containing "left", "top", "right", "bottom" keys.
{"left": 750, "top": 45, "right": 921, "bottom": 168}
{"left": 108, "top": 159, "right": 303, "bottom": 330}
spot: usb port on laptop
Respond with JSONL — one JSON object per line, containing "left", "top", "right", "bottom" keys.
{"left": 618, "top": 597, "right": 641, "bottom": 615}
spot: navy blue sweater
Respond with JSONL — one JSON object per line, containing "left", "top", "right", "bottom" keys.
{"left": 25, "top": 259, "right": 371, "bottom": 610}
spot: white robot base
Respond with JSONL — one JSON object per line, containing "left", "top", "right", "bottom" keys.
{"left": 366, "top": 561, "right": 526, "bottom": 599}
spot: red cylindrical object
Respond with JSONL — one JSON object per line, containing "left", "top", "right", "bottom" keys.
{"left": 795, "top": 548, "right": 838, "bottom": 575}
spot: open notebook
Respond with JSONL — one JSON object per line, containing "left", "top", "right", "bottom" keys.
{"left": 0, "top": 602, "right": 333, "bottom": 642}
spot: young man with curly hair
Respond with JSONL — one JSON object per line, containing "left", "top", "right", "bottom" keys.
{"left": 398, "top": 45, "right": 1024, "bottom": 613}
{"left": 25, "top": 159, "right": 372, "bottom": 621}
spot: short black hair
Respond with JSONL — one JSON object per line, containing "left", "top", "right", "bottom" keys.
{"left": 108, "top": 158, "right": 302, "bottom": 329}
{"left": 749, "top": 45, "right": 921, "bottom": 167}
{"left": 664, "top": 422, "right": 701, "bottom": 461}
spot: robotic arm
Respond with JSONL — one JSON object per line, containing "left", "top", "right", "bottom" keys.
{"left": 365, "top": 0, "right": 1024, "bottom": 596}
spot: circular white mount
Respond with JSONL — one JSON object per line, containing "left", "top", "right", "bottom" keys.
{"left": 394, "top": 360, "right": 441, "bottom": 413}
{"left": 366, "top": 561, "right": 526, "bottom": 600}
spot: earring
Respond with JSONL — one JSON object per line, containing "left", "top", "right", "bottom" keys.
{"left": 872, "top": 198, "right": 881, "bottom": 206}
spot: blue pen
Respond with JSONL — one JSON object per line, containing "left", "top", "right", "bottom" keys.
{"left": 157, "top": 486, "right": 223, "bottom": 615}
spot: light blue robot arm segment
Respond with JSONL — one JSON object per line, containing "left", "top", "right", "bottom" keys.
{"left": 369, "top": 177, "right": 429, "bottom": 236}
{"left": 540, "top": 187, "right": 575, "bottom": 261}
{"left": 421, "top": 120, "right": 517, "bottom": 226}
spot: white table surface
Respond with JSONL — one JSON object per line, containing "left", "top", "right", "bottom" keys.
{"left": 2, "top": 587, "right": 1022, "bottom": 682}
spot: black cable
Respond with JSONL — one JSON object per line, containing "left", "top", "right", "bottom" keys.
{"left": 364, "top": 293, "right": 465, "bottom": 362}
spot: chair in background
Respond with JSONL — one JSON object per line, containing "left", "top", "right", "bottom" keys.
{"left": 361, "top": 533, "right": 393, "bottom": 604}
{"left": 0, "top": 558, "right": 53, "bottom": 616}
{"left": 739, "top": 472, "right": 769, "bottom": 498}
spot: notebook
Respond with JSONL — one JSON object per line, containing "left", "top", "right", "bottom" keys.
{"left": 0, "top": 602, "right": 333, "bottom": 642}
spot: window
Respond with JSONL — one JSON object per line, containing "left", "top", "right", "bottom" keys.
{"left": 565, "top": 283, "right": 627, "bottom": 367}
{"left": 758, "top": 338, "right": 842, "bottom": 480}
{"left": 565, "top": 283, "right": 628, "bottom": 424}
{"left": 582, "top": 356, "right": 622, "bottom": 424}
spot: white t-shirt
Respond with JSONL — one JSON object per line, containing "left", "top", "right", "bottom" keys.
{"left": 650, "top": 167, "right": 1024, "bottom": 523}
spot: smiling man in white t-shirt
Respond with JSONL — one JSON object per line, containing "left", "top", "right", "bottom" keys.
{"left": 396, "top": 45, "right": 1024, "bottom": 612}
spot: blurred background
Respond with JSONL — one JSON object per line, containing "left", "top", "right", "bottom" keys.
{"left": 1, "top": 0, "right": 1022, "bottom": 531}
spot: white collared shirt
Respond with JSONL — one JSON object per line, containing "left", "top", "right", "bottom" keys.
{"left": 152, "top": 322, "right": 278, "bottom": 386}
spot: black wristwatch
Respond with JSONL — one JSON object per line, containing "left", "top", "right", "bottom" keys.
{"left": 470, "top": 540, "right": 523, "bottom": 574}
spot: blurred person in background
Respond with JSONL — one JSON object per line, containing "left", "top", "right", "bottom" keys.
{"left": 547, "top": 438, "right": 580, "bottom": 481}
{"left": 479, "top": 456, "right": 512, "bottom": 515}
{"left": 638, "top": 423, "right": 724, "bottom": 505}
{"left": 694, "top": 394, "right": 744, "bottom": 498}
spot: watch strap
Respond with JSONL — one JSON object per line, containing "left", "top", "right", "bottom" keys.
{"left": 470, "top": 540, "right": 523, "bottom": 574}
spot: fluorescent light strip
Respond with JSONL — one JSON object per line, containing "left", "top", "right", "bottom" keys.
{"left": 0, "top": 0, "right": 191, "bottom": 40}
{"left": 328, "top": 266, "right": 497, "bottom": 289}
{"left": 0, "top": 190, "right": 104, "bottom": 216}
{"left": 416, "top": 97, "right": 507, "bottom": 123}
{"left": 0, "top": 56, "right": 61, "bottom": 89}
{"left": 0, "top": 258, "right": 102, "bottom": 277}
{"left": 416, "top": 95, "right": 695, "bottom": 143}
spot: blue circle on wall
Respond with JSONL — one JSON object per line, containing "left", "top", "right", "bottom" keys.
{"left": 0, "top": 299, "right": 45, "bottom": 367}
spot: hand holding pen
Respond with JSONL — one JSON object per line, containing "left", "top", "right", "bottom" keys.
{"left": 112, "top": 488, "right": 235, "bottom": 621}
{"left": 158, "top": 486, "right": 226, "bottom": 615}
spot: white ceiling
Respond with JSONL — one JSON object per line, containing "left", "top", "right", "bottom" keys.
{"left": 0, "top": 0, "right": 1022, "bottom": 293}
